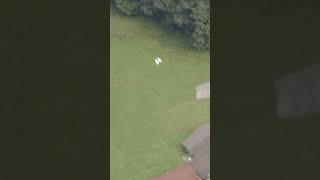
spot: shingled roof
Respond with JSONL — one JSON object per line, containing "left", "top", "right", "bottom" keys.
{"left": 182, "top": 122, "right": 210, "bottom": 179}
{"left": 182, "top": 122, "right": 210, "bottom": 153}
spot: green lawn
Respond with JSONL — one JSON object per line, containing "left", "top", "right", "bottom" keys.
{"left": 110, "top": 10, "right": 210, "bottom": 180}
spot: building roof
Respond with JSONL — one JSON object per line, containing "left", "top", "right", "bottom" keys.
{"left": 152, "top": 164, "right": 200, "bottom": 180}
{"left": 190, "top": 136, "right": 210, "bottom": 179}
{"left": 196, "top": 81, "right": 210, "bottom": 100}
{"left": 275, "top": 64, "right": 320, "bottom": 119}
{"left": 182, "top": 122, "right": 210, "bottom": 153}
{"left": 182, "top": 122, "right": 210, "bottom": 179}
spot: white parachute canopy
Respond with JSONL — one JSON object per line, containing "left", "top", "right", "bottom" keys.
{"left": 154, "top": 57, "right": 162, "bottom": 65}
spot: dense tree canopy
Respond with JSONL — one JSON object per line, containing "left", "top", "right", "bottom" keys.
{"left": 113, "top": 0, "right": 210, "bottom": 50}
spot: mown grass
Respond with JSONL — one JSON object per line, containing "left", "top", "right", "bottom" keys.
{"left": 110, "top": 9, "right": 210, "bottom": 180}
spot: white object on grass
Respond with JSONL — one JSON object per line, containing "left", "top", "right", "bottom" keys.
{"left": 154, "top": 57, "right": 162, "bottom": 65}
{"left": 196, "top": 81, "right": 210, "bottom": 100}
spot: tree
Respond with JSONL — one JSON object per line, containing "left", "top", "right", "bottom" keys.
{"left": 113, "top": 0, "right": 140, "bottom": 15}
{"left": 112, "top": 0, "right": 211, "bottom": 51}
{"left": 191, "top": 0, "right": 210, "bottom": 50}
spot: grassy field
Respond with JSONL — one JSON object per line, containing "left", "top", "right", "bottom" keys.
{"left": 110, "top": 9, "right": 210, "bottom": 180}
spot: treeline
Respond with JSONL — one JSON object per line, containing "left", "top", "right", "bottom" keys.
{"left": 112, "top": 0, "right": 210, "bottom": 50}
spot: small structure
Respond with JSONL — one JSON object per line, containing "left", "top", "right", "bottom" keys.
{"left": 196, "top": 81, "right": 210, "bottom": 100}
{"left": 155, "top": 57, "right": 162, "bottom": 65}
{"left": 182, "top": 122, "right": 210, "bottom": 179}
{"left": 152, "top": 164, "right": 200, "bottom": 180}
{"left": 275, "top": 64, "right": 320, "bottom": 119}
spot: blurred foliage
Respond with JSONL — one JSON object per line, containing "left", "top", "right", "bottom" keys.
{"left": 113, "top": 0, "right": 211, "bottom": 51}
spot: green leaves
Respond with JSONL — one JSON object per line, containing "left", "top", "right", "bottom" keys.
{"left": 113, "top": 0, "right": 211, "bottom": 51}
{"left": 114, "top": 0, "right": 140, "bottom": 15}
{"left": 191, "top": 0, "right": 210, "bottom": 50}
